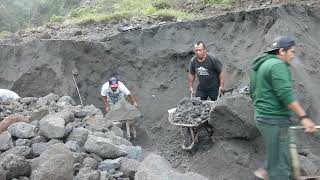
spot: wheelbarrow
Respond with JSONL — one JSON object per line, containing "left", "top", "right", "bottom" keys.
{"left": 167, "top": 100, "right": 215, "bottom": 150}
{"left": 289, "top": 125, "right": 320, "bottom": 180}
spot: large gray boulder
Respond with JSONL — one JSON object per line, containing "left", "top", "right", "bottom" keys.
{"left": 39, "top": 115, "right": 65, "bottom": 139}
{"left": 0, "top": 131, "right": 14, "bottom": 151}
{"left": 15, "top": 138, "right": 31, "bottom": 147}
{"left": 31, "top": 142, "right": 48, "bottom": 156}
{"left": 81, "top": 157, "right": 98, "bottom": 169}
{"left": 105, "top": 99, "right": 141, "bottom": 122}
{"left": 74, "top": 109, "right": 88, "bottom": 118}
{"left": 135, "top": 153, "right": 208, "bottom": 180}
{"left": 298, "top": 154, "right": 319, "bottom": 175}
{"left": 19, "top": 97, "right": 37, "bottom": 105}
{"left": 57, "top": 96, "right": 76, "bottom": 106}
{"left": 29, "top": 108, "right": 49, "bottom": 121}
{"left": 0, "top": 154, "right": 31, "bottom": 179}
{"left": 8, "top": 122, "right": 37, "bottom": 139}
{"left": 0, "top": 146, "right": 33, "bottom": 160}
{"left": 0, "top": 167, "right": 6, "bottom": 180}
{"left": 83, "top": 104, "right": 103, "bottom": 117}
{"left": 36, "top": 93, "right": 59, "bottom": 106}
{"left": 30, "top": 143, "right": 75, "bottom": 180}
{"left": 84, "top": 135, "right": 127, "bottom": 159}
{"left": 93, "top": 131, "right": 132, "bottom": 146}
{"left": 97, "top": 158, "right": 121, "bottom": 172}
{"left": 120, "top": 157, "right": 140, "bottom": 179}
{"left": 75, "top": 167, "right": 101, "bottom": 180}
{"left": 66, "top": 127, "right": 90, "bottom": 146}
{"left": 119, "top": 145, "right": 143, "bottom": 161}
{"left": 85, "top": 115, "right": 113, "bottom": 132}
{"left": 208, "top": 93, "right": 259, "bottom": 139}
{"left": 0, "top": 114, "right": 29, "bottom": 135}
{"left": 32, "top": 139, "right": 64, "bottom": 156}
{"left": 64, "top": 141, "right": 81, "bottom": 152}
{"left": 54, "top": 109, "right": 75, "bottom": 124}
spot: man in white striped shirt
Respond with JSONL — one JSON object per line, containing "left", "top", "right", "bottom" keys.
{"left": 101, "top": 77, "right": 138, "bottom": 113}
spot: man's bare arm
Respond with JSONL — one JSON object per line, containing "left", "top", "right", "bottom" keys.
{"left": 188, "top": 73, "right": 195, "bottom": 95}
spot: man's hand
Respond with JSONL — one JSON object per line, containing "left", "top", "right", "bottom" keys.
{"left": 219, "top": 86, "right": 224, "bottom": 95}
{"left": 105, "top": 106, "right": 110, "bottom": 113}
{"left": 189, "top": 87, "right": 194, "bottom": 97}
{"left": 301, "top": 118, "right": 317, "bottom": 133}
{"left": 133, "top": 102, "right": 138, "bottom": 108}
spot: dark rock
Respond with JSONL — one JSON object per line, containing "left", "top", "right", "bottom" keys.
{"left": 0, "top": 146, "right": 33, "bottom": 160}
{"left": 74, "top": 109, "right": 88, "bottom": 118}
{"left": 208, "top": 94, "right": 259, "bottom": 139}
{"left": 0, "top": 154, "right": 31, "bottom": 179}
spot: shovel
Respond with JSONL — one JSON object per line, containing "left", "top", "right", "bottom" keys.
{"left": 72, "top": 69, "right": 84, "bottom": 106}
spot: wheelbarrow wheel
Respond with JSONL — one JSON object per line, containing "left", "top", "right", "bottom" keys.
{"left": 182, "top": 127, "right": 192, "bottom": 148}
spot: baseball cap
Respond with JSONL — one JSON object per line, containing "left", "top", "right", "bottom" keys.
{"left": 265, "top": 36, "right": 295, "bottom": 53}
{"left": 109, "top": 77, "right": 119, "bottom": 88}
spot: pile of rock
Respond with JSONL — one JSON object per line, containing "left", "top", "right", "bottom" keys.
{"left": 171, "top": 98, "right": 211, "bottom": 125}
{"left": 0, "top": 93, "right": 143, "bottom": 180}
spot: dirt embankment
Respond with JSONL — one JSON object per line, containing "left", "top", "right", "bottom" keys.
{"left": 1, "top": 3, "right": 320, "bottom": 179}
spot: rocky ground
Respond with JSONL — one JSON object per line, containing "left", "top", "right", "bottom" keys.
{"left": 1, "top": 0, "right": 320, "bottom": 180}
{"left": 0, "top": 94, "right": 210, "bottom": 180}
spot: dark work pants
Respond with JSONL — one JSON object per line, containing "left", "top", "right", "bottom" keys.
{"left": 196, "top": 88, "right": 219, "bottom": 101}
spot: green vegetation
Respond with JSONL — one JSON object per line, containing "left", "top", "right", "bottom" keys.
{"left": 0, "top": 0, "right": 37, "bottom": 32}
{"left": 202, "top": 0, "right": 233, "bottom": 5}
{"left": 0, "top": 0, "right": 233, "bottom": 33}
{"left": 69, "top": 0, "right": 189, "bottom": 25}
{"left": 49, "top": 15, "right": 64, "bottom": 23}
{"left": 0, "top": 31, "right": 13, "bottom": 38}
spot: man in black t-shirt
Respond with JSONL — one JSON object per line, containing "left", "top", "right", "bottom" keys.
{"left": 189, "top": 41, "right": 224, "bottom": 100}
{"left": 181, "top": 41, "right": 224, "bottom": 149}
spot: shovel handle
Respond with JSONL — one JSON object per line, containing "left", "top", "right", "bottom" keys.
{"left": 290, "top": 126, "right": 320, "bottom": 130}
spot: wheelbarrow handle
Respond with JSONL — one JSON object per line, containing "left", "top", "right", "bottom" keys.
{"left": 290, "top": 126, "right": 320, "bottom": 130}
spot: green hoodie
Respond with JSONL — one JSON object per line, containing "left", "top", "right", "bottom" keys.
{"left": 250, "top": 54, "right": 295, "bottom": 119}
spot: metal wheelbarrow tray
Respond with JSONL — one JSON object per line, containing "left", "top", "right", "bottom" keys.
{"left": 167, "top": 101, "right": 214, "bottom": 150}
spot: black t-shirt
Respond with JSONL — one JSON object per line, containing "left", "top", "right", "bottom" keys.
{"left": 189, "top": 54, "right": 223, "bottom": 91}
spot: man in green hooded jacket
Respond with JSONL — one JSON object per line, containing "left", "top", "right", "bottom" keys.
{"left": 250, "top": 36, "right": 317, "bottom": 180}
